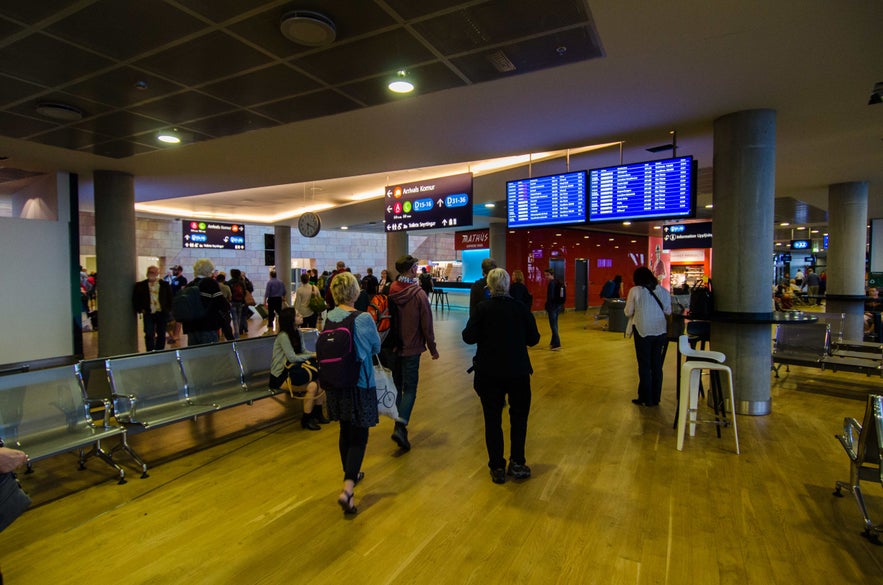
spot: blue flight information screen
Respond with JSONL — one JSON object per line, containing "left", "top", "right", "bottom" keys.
{"left": 506, "top": 170, "right": 587, "bottom": 228}
{"left": 589, "top": 156, "right": 695, "bottom": 223}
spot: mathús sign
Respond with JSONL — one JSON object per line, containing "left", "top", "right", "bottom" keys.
{"left": 455, "top": 229, "right": 489, "bottom": 250}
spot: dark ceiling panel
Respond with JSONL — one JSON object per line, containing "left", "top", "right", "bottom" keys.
{"left": 254, "top": 90, "right": 360, "bottom": 124}
{"left": 0, "top": 15, "right": 23, "bottom": 38}
{"left": 382, "top": 0, "right": 486, "bottom": 21}
{"left": 84, "top": 139, "right": 157, "bottom": 159}
{"left": 0, "top": 74, "right": 46, "bottom": 106}
{"left": 184, "top": 109, "right": 279, "bottom": 138}
{"left": 200, "top": 64, "right": 320, "bottom": 107}
{"left": 0, "top": 1, "right": 78, "bottom": 25}
{"left": 45, "top": 0, "right": 206, "bottom": 60}
{"left": 30, "top": 127, "right": 106, "bottom": 150}
{"left": 293, "top": 28, "right": 435, "bottom": 85}
{"left": 172, "top": 0, "right": 275, "bottom": 24}
{"left": 62, "top": 66, "right": 185, "bottom": 109}
{"left": 74, "top": 110, "right": 168, "bottom": 140}
{"left": 133, "top": 31, "right": 273, "bottom": 87}
{"left": 130, "top": 91, "right": 233, "bottom": 125}
{"left": 412, "top": 0, "right": 590, "bottom": 55}
{"left": 0, "top": 111, "right": 58, "bottom": 138}
{"left": 0, "top": 33, "right": 113, "bottom": 87}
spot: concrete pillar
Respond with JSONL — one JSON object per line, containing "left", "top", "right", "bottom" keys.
{"left": 386, "top": 231, "right": 409, "bottom": 276}
{"left": 489, "top": 223, "right": 507, "bottom": 270}
{"left": 711, "top": 109, "right": 776, "bottom": 416}
{"left": 826, "top": 182, "right": 869, "bottom": 340}
{"left": 94, "top": 171, "right": 137, "bottom": 357}
{"left": 274, "top": 225, "right": 292, "bottom": 303}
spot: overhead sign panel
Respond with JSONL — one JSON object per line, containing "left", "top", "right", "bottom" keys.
{"left": 662, "top": 221, "right": 712, "bottom": 249}
{"left": 384, "top": 173, "right": 473, "bottom": 232}
{"left": 182, "top": 220, "right": 246, "bottom": 250}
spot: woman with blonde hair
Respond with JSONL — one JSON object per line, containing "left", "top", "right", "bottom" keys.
{"left": 322, "top": 271, "right": 381, "bottom": 515}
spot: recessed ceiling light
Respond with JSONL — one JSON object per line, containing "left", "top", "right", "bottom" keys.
{"left": 796, "top": 226, "right": 806, "bottom": 230}
{"left": 388, "top": 70, "right": 414, "bottom": 93}
{"left": 705, "top": 204, "right": 714, "bottom": 209}
{"left": 35, "top": 102, "right": 83, "bottom": 121}
{"left": 484, "top": 203, "right": 495, "bottom": 208}
{"left": 340, "top": 226, "right": 348, "bottom": 230}
{"left": 622, "top": 221, "right": 632, "bottom": 226}
{"left": 780, "top": 222, "right": 790, "bottom": 227}
{"left": 811, "top": 229, "right": 819, "bottom": 234}
{"left": 157, "top": 129, "right": 181, "bottom": 144}
{"left": 653, "top": 225, "right": 662, "bottom": 230}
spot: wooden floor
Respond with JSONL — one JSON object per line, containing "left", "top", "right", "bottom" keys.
{"left": 2, "top": 309, "right": 883, "bottom": 584}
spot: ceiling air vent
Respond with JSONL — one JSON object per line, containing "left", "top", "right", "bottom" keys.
{"left": 280, "top": 11, "right": 336, "bottom": 47}
{"left": 487, "top": 50, "right": 516, "bottom": 73}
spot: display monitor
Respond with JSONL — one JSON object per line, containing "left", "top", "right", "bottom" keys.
{"left": 384, "top": 173, "right": 473, "bottom": 232}
{"left": 182, "top": 220, "right": 246, "bottom": 250}
{"left": 588, "top": 155, "right": 696, "bottom": 223}
{"left": 506, "top": 170, "right": 587, "bottom": 229}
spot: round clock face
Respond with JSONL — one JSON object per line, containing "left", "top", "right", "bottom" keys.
{"left": 298, "top": 212, "right": 321, "bottom": 238}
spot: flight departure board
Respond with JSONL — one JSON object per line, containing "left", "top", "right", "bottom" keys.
{"left": 506, "top": 170, "right": 587, "bottom": 228}
{"left": 588, "top": 156, "right": 696, "bottom": 223}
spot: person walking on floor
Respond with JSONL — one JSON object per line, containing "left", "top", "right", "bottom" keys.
{"left": 321, "top": 272, "right": 381, "bottom": 515}
{"left": 469, "top": 258, "right": 497, "bottom": 315}
{"left": 544, "top": 268, "right": 566, "bottom": 350}
{"left": 462, "top": 268, "right": 541, "bottom": 484}
{"left": 624, "top": 266, "right": 671, "bottom": 406}
{"left": 263, "top": 269, "right": 285, "bottom": 334}
{"left": 387, "top": 254, "right": 440, "bottom": 451}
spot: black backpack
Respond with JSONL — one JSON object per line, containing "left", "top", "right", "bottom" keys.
{"left": 689, "top": 285, "right": 714, "bottom": 319}
{"left": 317, "top": 311, "right": 361, "bottom": 389}
{"left": 172, "top": 282, "right": 208, "bottom": 321}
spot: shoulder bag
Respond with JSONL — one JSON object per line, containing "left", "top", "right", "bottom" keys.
{"left": 308, "top": 286, "right": 327, "bottom": 314}
{"left": 647, "top": 287, "right": 678, "bottom": 338}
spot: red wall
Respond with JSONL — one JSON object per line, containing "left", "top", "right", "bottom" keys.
{"left": 506, "top": 228, "right": 649, "bottom": 310}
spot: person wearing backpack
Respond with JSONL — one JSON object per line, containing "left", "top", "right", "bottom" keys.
{"left": 319, "top": 271, "right": 381, "bottom": 515}
{"left": 178, "top": 258, "right": 230, "bottom": 346}
{"left": 387, "top": 254, "right": 440, "bottom": 452}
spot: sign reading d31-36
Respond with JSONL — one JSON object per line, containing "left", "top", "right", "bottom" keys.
{"left": 384, "top": 173, "right": 473, "bottom": 232}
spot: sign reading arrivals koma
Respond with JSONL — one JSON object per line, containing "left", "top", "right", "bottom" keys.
{"left": 182, "top": 220, "right": 246, "bottom": 250}
{"left": 455, "top": 229, "right": 489, "bottom": 250}
{"left": 384, "top": 173, "right": 473, "bottom": 233}
{"left": 662, "top": 221, "right": 712, "bottom": 250}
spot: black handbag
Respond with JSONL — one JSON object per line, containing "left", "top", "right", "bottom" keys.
{"left": 0, "top": 471, "right": 31, "bottom": 532}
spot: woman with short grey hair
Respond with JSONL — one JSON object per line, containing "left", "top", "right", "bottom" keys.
{"left": 462, "top": 268, "right": 541, "bottom": 485}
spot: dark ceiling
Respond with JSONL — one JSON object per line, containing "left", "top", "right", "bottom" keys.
{"left": 0, "top": 0, "right": 603, "bottom": 159}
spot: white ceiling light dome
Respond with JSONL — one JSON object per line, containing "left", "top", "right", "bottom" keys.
{"left": 280, "top": 10, "right": 336, "bottom": 47}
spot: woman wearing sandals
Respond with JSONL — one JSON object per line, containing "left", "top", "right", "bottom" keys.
{"left": 323, "top": 272, "right": 381, "bottom": 515}
{"left": 268, "top": 308, "right": 329, "bottom": 430}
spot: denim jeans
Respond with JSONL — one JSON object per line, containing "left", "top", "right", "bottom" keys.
{"left": 230, "top": 302, "right": 244, "bottom": 338}
{"left": 547, "top": 305, "right": 562, "bottom": 347}
{"left": 391, "top": 354, "right": 421, "bottom": 425}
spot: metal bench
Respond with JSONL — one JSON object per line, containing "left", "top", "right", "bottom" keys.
{"left": 106, "top": 349, "right": 219, "bottom": 430}
{"left": 834, "top": 394, "right": 883, "bottom": 543}
{"left": 0, "top": 364, "right": 131, "bottom": 484}
{"left": 233, "top": 336, "right": 279, "bottom": 397}
{"left": 179, "top": 342, "right": 275, "bottom": 410}
{"left": 771, "top": 322, "right": 830, "bottom": 376}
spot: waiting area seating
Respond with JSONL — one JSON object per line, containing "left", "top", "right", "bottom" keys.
{"left": 772, "top": 315, "right": 883, "bottom": 378}
{"left": 0, "top": 335, "right": 283, "bottom": 487}
{"left": 834, "top": 394, "right": 883, "bottom": 544}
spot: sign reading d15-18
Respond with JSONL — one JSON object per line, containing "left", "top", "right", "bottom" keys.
{"left": 384, "top": 173, "right": 473, "bottom": 233}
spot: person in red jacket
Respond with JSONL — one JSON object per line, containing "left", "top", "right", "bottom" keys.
{"left": 386, "top": 255, "right": 439, "bottom": 451}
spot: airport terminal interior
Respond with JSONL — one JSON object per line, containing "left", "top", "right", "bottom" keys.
{"left": 1, "top": 1, "right": 883, "bottom": 584}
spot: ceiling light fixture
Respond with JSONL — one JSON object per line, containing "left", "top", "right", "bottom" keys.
{"left": 35, "top": 102, "right": 83, "bottom": 121}
{"left": 388, "top": 70, "right": 414, "bottom": 93}
{"left": 156, "top": 129, "right": 181, "bottom": 144}
{"left": 280, "top": 10, "right": 336, "bottom": 47}
{"left": 484, "top": 203, "right": 495, "bottom": 208}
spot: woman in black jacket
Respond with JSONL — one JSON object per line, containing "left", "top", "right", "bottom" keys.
{"left": 462, "top": 268, "right": 541, "bottom": 484}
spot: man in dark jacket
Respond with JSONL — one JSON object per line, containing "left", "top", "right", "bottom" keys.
{"left": 181, "top": 258, "right": 229, "bottom": 346}
{"left": 468, "top": 257, "right": 497, "bottom": 315}
{"left": 387, "top": 254, "right": 439, "bottom": 451}
{"left": 544, "top": 268, "right": 565, "bottom": 350}
{"left": 132, "top": 265, "right": 173, "bottom": 351}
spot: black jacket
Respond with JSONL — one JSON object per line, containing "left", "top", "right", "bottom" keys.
{"left": 132, "top": 278, "right": 172, "bottom": 314}
{"left": 181, "top": 277, "right": 230, "bottom": 333}
{"left": 462, "top": 295, "right": 540, "bottom": 378}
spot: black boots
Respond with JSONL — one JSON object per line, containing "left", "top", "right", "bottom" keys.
{"left": 301, "top": 412, "right": 320, "bottom": 431}
{"left": 391, "top": 421, "right": 411, "bottom": 451}
{"left": 312, "top": 405, "right": 330, "bottom": 424}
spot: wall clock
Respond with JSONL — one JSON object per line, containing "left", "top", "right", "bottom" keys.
{"left": 298, "top": 212, "right": 321, "bottom": 238}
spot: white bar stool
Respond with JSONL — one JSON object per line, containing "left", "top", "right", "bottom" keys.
{"left": 677, "top": 359, "right": 740, "bottom": 454}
